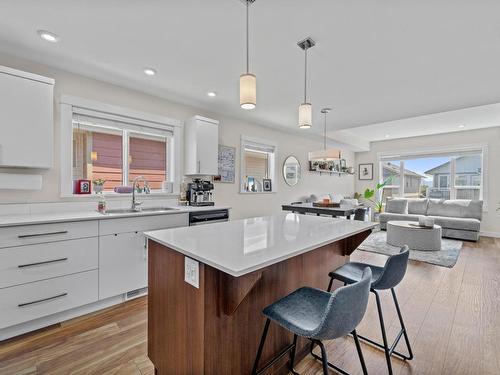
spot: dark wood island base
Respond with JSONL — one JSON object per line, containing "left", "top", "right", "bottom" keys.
{"left": 147, "top": 229, "right": 371, "bottom": 375}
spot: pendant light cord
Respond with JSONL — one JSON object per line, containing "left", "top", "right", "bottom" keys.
{"left": 304, "top": 47, "right": 307, "bottom": 103}
{"left": 324, "top": 111, "right": 327, "bottom": 150}
{"left": 246, "top": 1, "right": 249, "bottom": 74}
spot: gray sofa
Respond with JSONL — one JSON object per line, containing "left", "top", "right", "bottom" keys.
{"left": 379, "top": 198, "right": 483, "bottom": 242}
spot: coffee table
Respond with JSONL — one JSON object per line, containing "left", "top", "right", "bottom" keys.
{"left": 386, "top": 221, "right": 442, "bottom": 251}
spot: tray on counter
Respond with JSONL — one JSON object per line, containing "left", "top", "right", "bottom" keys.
{"left": 312, "top": 202, "right": 340, "bottom": 208}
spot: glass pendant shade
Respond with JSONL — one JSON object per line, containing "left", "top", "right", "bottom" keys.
{"left": 298, "top": 103, "right": 312, "bottom": 129}
{"left": 240, "top": 73, "right": 256, "bottom": 110}
{"left": 308, "top": 149, "right": 341, "bottom": 161}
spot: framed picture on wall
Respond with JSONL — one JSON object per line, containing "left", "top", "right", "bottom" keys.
{"left": 263, "top": 179, "right": 272, "bottom": 192}
{"left": 358, "top": 163, "right": 373, "bottom": 180}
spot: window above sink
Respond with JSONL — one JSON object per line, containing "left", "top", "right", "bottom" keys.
{"left": 59, "top": 95, "right": 183, "bottom": 198}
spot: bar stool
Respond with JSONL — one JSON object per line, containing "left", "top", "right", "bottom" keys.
{"left": 251, "top": 268, "right": 372, "bottom": 375}
{"left": 353, "top": 207, "right": 368, "bottom": 221}
{"left": 327, "top": 246, "right": 413, "bottom": 375}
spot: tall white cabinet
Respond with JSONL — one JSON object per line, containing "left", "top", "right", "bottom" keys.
{"left": 184, "top": 116, "right": 219, "bottom": 175}
{"left": 0, "top": 66, "right": 54, "bottom": 168}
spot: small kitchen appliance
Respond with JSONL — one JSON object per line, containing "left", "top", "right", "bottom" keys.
{"left": 186, "top": 179, "right": 215, "bottom": 206}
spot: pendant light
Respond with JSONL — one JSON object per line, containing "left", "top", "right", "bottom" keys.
{"left": 297, "top": 37, "right": 315, "bottom": 129}
{"left": 308, "top": 108, "right": 341, "bottom": 161}
{"left": 240, "top": 0, "right": 256, "bottom": 110}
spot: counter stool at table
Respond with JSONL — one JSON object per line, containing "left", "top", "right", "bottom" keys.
{"left": 251, "top": 268, "right": 372, "bottom": 375}
{"left": 327, "top": 246, "right": 413, "bottom": 375}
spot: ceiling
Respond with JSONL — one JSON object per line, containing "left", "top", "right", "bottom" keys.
{"left": 1, "top": 0, "right": 500, "bottom": 149}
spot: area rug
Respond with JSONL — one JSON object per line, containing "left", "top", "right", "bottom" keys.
{"left": 357, "top": 231, "right": 462, "bottom": 268}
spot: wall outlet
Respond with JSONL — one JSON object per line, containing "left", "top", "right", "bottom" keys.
{"left": 184, "top": 257, "right": 199, "bottom": 288}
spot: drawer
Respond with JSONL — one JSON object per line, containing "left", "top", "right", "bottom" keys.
{"left": 99, "top": 213, "right": 188, "bottom": 235}
{"left": 0, "top": 221, "right": 98, "bottom": 249}
{"left": 0, "top": 270, "right": 98, "bottom": 329}
{"left": 0, "top": 237, "right": 98, "bottom": 289}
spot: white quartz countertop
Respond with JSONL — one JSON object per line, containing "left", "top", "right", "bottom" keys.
{"left": 145, "top": 213, "right": 377, "bottom": 277}
{"left": 0, "top": 205, "right": 231, "bottom": 227}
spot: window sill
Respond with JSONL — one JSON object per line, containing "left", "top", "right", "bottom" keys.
{"left": 60, "top": 191, "right": 179, "bottom": 199}
{"left": 239, "top": 191, "right": 277, "bottom": 195}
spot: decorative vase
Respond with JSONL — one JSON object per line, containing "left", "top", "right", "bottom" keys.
{"left": 93, "top": 184, "right": 104, "bottom": 194}
{"left": 373, "top": 211, "right": 381, "bottom": 222}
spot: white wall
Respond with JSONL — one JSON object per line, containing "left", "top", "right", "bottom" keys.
{"left": 0, "top": 54, "right": 355, "bottom": 220}
{"left": 355, "top": 128, "right": 500, "bottom": 236}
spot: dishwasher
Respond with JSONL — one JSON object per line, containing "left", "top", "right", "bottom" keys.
{"left": 188, "top": 209, "right": 229, "bottom": 226}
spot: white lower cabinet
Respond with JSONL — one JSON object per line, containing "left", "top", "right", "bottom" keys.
{"left": 0, "top": 237, "right": 98, "bottom": 288}
{"left": 98, "top": 213, "right": 188, "bottom": 300}
{"left": 99, "top": 231, "right": 148, "bottom": 300}
{"left": 0, "top": 270, "right": 98, "bottom": 329}
{"left": 0, "top": 212, "right": 190, "bottom": 339}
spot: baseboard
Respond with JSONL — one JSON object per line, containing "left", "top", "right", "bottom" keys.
{"left": 480, "top": 231, "right": 500, "bottom": 238}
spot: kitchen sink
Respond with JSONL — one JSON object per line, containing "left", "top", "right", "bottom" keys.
{"left": 141, "top": 207, "right": 179, "bottom": 212}
{"left": 103, "top": 207, "right": 179, "bottom": 215}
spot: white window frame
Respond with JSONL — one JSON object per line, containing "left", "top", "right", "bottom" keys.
{"left": 377, "top": 144, "right": 488, "bottom": 211}
{"left": 240, "top": 135, "right": 277, "bottom": 194}
{"left": 60, "top": 95, "right": 183, "bottom": 198}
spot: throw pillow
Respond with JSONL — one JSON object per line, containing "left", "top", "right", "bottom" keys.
{"left": 385, "top": 198, "right": 408, "bottom": 214}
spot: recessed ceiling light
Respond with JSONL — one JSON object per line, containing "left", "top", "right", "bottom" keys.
{"left": 207, "top": 92, "right": 217, "bottom": 97}
{"left": 458, "top": 124, "right": 466, "bottom": 128}
{"left": 37, "top": 30, "right": 59, "bottom": 43}
{"left": 385, "top": 134, "right": 391, "bottom": 138}
{"left": 143, "top": 68, "right": 157, "bottom": 76}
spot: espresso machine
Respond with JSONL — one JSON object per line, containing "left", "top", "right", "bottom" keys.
{"left": 186, "top": 179, "right": 215, "bottom": 206}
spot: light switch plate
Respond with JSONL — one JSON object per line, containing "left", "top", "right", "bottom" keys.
{"left": 184, "top": 257, "right": 199, "bottom": 289}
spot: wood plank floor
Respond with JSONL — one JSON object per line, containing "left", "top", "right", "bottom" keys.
{"left": 0, "top": 236, "right": 499, "bottom": 375}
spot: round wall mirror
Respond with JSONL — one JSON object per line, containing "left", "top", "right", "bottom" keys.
{"left": 283, "top": 156, "right": 301, "bottom": 186}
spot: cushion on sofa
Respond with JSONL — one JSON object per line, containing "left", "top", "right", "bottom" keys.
{"left": 427, "top": 199, "right": 483, "bottom": 220}
{"left": 385, "top": 198, "right": 408, "bottom": 214}
{"left": 406, "top": 198, "right": 429, "bottom": 215}
{"left": 429, "top": 216, "right": 481, "bottom": 232}
{"left": 379, "top": 212, "right": 423, "bottom": 224}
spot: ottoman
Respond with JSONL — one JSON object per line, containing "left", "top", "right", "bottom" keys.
{"left": 387, "top": 220, "right": 442, "bottom": 251}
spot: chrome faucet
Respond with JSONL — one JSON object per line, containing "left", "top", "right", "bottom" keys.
{"left": 132, "top": 175, "right": 148, "bottom": 211}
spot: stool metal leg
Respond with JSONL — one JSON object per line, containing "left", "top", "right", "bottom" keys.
{"left": 327, "top": 277, "right": 334, "bottom": 292}
{"left": 355, "top": 289, "right": 413, "bottom": 364}
{"left": 252, "top": 319, "right": 270, "bottom": 375}
{"left": 352, "top": 330, "right": 368, "bottom": 375}
{"left": 391, "top": 288, "right": 414, "bottom": 360}
{"left": 252, "top": 319, "right": 300, "bottom": 375}
{"left": 374, "top": 289, "right": 393, "bottom": 375}
{"left": 289, "top": 334, "right": 299, "bottom": 375}
{"left": 310, "top": 339, "right": 360, "bottom": 375}
{"left": 316, "top": 340, "right": 330, "bottom": 375}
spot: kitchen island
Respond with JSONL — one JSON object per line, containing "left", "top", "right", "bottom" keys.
{"left": 145, "top": 213, "right": 376, "bottom": 375}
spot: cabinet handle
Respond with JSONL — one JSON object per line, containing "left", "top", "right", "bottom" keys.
{"left": 197, "top": 160, "right": 201, "bottom": 173}
{"left": 18, "top": 230, "right": 69, "bottom": 239}
{"left": 143, "top": 237, "right": 148, "bottom": 260}
{"left": 18, "top": 292, "right": 68, "bottom": 308}
{"left": 18, "top": 257, "right": 68, "bottom": 268}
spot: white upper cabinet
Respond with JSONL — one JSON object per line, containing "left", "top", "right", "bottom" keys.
{"left": 184, "top": 116, "right": 219, "bottom": 175}
{"left": 0, "top": 66, "right": 54, "bottom": 168}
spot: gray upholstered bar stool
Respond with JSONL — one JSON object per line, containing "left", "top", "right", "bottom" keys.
{"left": 353, "top": 207, "right": 368, "bottom": 221}
{"left": 251, "top": 268, "right": 372, "bottom": 375}
{"left": 327, "top": 246, "right": 413, "bottom": 375}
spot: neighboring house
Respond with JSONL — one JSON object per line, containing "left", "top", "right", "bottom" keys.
{"left": 382, "top": 162, "right": 426, "bottom": 199}
{"left": 424, "top": 155, "right": 481, "bottom": 200}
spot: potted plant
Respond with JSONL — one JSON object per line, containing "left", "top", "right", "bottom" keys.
{"left": 357, "top": 176, "right": 393, "bottom": 222}
{"left": 92, "top": 178, "right": 106, "bottom": 194}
